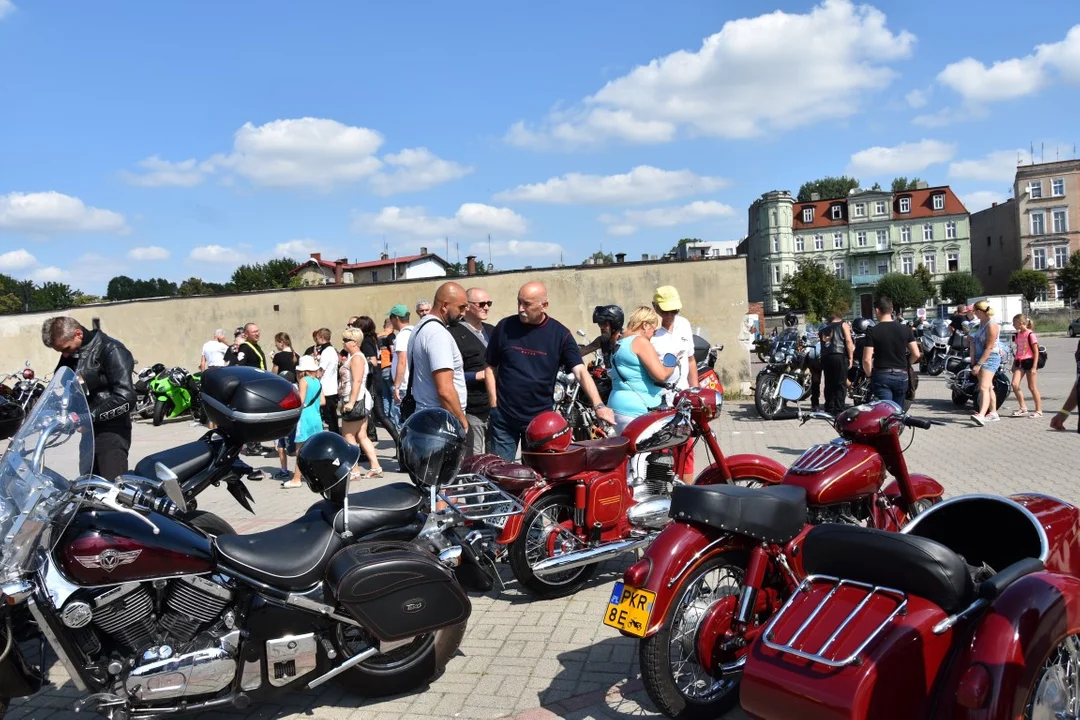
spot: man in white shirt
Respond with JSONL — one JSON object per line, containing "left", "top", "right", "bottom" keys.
{"left": 650, "top": 286, "right": 699, "bottom": 482}
{"left": 199, "top": 329, "right": 229, "bottom": 371}
{"left": 313, "top": 327, "right": 340, "bottom": 434}
{"left": 388, "top": 304, "right": 414, "bottom": 428}
{"left": 406, "top": 283, "right": 469, "bottom": 431}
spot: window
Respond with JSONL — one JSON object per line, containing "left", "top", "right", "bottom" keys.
{"left": 947, "top": 253, "right": 959, "bottom": 272}
{"left": 857, "top": 260, "right": 869, "bottom": 275}
{"left": 1031, "top": 211, "right": 1046, "bottom": 235}
{"left": 802, "top": 207, "right": 814, "bottom": 223}
{"left": 899, "top": 196, "right": 911, "bottom": 213}
{"left": 874, "top": 201, "right": 887, "bottom": 215}
{"left": 1029, "top": 180, "right": 1043, "bottom": 199}
{"left": 371, "top": 271, "right": 378, "bottom": 282}
{"left": 834, "top": 261, "right": 846, "bottom": 278}
{"left": 1055, "top": 282, "right": 1065, "bottom": 300}
{"left": 900, "top": 226, "right": 911, "bottom": 243}
{"left": 945, "top": 221, "right": 957, "bottom": 239}
{"left": 773, "top": 265, "right": 781, "bottom": 283}
{"left": 1052, "top": 178, "right": 1065, "bottom": 197}
{"left": 853, "top": 203, "right": 866, "bottom": 217}
{"left": 1033, "top": 248, "right": 1047, "bottom": 270}
{"left": 877, "top": 260, "right": 890, "bottom": 275}
{"left": 932, "top": 193, "right": 945, "bottom": 210}
{"left": 795, "top": 236, "right": 805, "bottom": 252}
{"left": 923, "top": 223, "right": 934, "bottom": 241}
{"left": 923, "top": 253, "right": 936, "bottom": 273}
{"left": 902, "top": 256, "right": 914, "bottom": 274}
{"left": 1055, "top": 246, "right": 1070, "bottom": 268}
{"left": 1053, "top": 209, "right": 1068, "bottom": 234}
{"left": 856, "top": 231, "right": 867, "bottom": 247}
{"left": 771, "top": 235, "right": 780, "bottom": 253}
{"left": 833, "top": 232, "right": 844, "bottom": 249}
{"left": 876, "top": 229, "right": 889, "bottom": 248}
{"left": 812, "top": 234, "right": 823, "bottom": 250}
{"left": 831, "top": 205, "right": 843, "bottom": 220}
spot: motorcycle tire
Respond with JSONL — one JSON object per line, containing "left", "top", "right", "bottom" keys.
{"left": 753, "top": 372, "right": 781, "bottom": 420}
{"left": 331, "top": 619, "right": 466, "bottom": 698}
{"left": 928, "top": 356, "right": 946, "bottom": 377}
{"left": 640, "top": 549, "right": 750, "bottom": 719}
{"left": 136, "top": 396, "right": 155, "bottom": 419}
{"left": 152, "top": 399, "right": 173, "bottom": 427}
{"left": 179, "top": 510, "right": 235, "bottom": 537}
{"left": 508, "top": 491, "right": 599, "bottom": 599}
{"left": 951, "top": 390, "right": 968, "bottom": 408}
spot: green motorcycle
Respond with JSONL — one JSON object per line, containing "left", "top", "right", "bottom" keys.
{"left": 149, "top": 366, "right": 205, "bottom": 426}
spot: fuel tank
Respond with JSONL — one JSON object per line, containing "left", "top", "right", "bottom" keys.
{"left": 622, "top": 409, "right": 689, "bottom": 454}
{"left": 782, "top": 442, "right": 885, "bottom": 506}
{"left": 58, "top": 509, "right": 215, "bottom": 586}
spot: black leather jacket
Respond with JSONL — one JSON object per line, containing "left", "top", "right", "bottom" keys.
{"left": 55, "top": 329, "right": 136, "bottom": 426}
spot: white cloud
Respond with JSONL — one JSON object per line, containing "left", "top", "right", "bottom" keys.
{"left": 961, "top": 191, "right": 1008, "bottom": 212}
{"left": 355, "top": 203, "right": 528, "bottom": 239}
{"left": 506, "top": 0, "right": 915, "bottom": 147}
{"left": 0, "top": 191, "right": 129, "bottom": 235}
{"left": 0, "top": 1, "right": 14, "bottom": 20}
{"left": 127, "top": 246, "right": 171, "bottom": 261}
{"left": 847, "top": 139, "right": 956, "bottom": 176}
{"left": 948, "top": 149, "right": 1025, "bottom": 183}
{"left": 494, "top": 166, "right": 729, "bottom": 205}
{"left": 370, "top": 148, "right": 472, "bottom": 195}
{"left": 910, "top": 105, "right": 986, "bottom": 128}
{"left": 0, "top": 248, "right": 37, "bottom": 271}
{"left": 272, "top": 238, "right": 321, "bottom": 259}
{"left": 29, "top": 266, "right": 69, "bottom": 283}
{"left": 468, "top": 239, "right": 564, "bottom": 259}
{"left": 189, "top": 245, "right": 247, "bottom": 264}
{"left": 905, "top": 89, "right": 929, "bottom": 108}
{"left": 599, "top": 200, "right": 735, "bottom": 236}
{"left": 122, "top": 156, "right": 213, "bottom": 187}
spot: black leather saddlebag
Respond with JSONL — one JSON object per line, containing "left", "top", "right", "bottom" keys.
{"left": 326, "top": 541, "right": 471, "bottom": 642}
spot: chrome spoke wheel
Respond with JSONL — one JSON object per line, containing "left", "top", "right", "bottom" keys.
{"left": 668, "top": 564, "right": 742, "bottom": 702}
{"left": 1027, "top": 634, "right": 1080, "bottom": 720}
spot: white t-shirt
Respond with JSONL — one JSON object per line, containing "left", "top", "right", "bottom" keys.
{"left": 409, "top": 316, "right": 467, "bottom": 412}
{"left": 201, "top": 340, "right": 228, "bottom": 368}
{"left": 392, "top": 325, "right": 414, "bottom": 391}
{"left": 651, "top": 315, "right": 695, "bottom": 391}
{"left": 318, "top": 345, "right": 339, "bottom": 397}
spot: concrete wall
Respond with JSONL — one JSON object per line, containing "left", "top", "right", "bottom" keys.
{"left": 1, "top": 257, "right": 753, "bottom": 388}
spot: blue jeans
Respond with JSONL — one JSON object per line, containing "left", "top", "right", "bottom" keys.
{"left": 380, "top": 368, "right": 393, "bottom": 419}
{"left": 489, "top": 407, "right": 530, "bottom": 461}
{"left": 869, "top": 371, "right": 909, "bottom": 404}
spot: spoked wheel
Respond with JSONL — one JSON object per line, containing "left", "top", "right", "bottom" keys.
{"left": 1024, "top": 634, "right": 1080, "bottom": 720}
{"left": 754, "top": 373, "right": 782, "bottom": 420}
{"left": 332, "top": 620, "right": 466, "bottom": 697}
{"left": 508, "top": 492, "right": 597, "bottom": 599}
{"left": 640, "top": 551, "right": 748, "bottom": 719}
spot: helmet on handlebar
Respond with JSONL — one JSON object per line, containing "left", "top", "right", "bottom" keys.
{"left": 524, "top": 410, "right": 572, "bottom": 453}
{"left": 297, "top": 431, "right": 361, "bottom": 505}
{"left": 399, "top": 408, "right": 467, "bottom": 490}
{"left": 592, "top": 305, "right": 625, "bottom": 332}
{"left": 784, "top": 312, "right": 799, "bottom": 328}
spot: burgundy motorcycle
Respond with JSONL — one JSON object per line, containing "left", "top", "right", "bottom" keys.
{"left": 0, "top": 367, "right": 513, "bottom": 718}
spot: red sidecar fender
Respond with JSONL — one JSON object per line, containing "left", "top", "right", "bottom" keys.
{"left": 696, "top": 454, "right": 786, "bottom": 486}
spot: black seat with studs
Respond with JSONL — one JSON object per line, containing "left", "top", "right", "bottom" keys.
{"left": 669, "top": 483, "right": 808, "bottom": 544}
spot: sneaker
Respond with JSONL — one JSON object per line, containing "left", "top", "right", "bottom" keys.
{"left": 987, "top": 413, "right": 1000, "bottom": 422}
{"left": 274, "top": 469, "right": 291, "bottom": 480}
{"left": 971, "top": 414, "right": 986, "bottom": 426}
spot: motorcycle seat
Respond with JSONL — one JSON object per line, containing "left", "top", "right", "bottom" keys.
{"left": 134, "top": 440, "right": 213, "bottom": 484}
{"left": 802, "top": 524, "right": 975, "bottom": 615}
{"left": 574, "top": 436, "right": 632, "bottom": 471}
{"left": 215, "top": 506, "right": 346, "bottom": 591}
{"left": 670, "top": 484, "right": 807, "bottom": 544}
{"left": 319, "top": 483, "right": 424, "bottom": 535}
{"left": 522, "top": 436, "right": 632, "bottom": 478}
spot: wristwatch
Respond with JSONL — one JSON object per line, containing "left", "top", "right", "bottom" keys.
{"left": 596, "top": 403, "right": 607, "bottom": 410}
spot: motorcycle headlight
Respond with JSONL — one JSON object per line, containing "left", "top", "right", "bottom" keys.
{"left": 552, "top": 384, "right": 566, "bottom": 403}
{"left": 772, "top": 352, "right": 785, "bottom": 363}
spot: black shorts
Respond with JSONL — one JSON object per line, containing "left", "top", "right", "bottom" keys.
{"left": 1014, "top": 358, "right": 1035, "bottom": 372}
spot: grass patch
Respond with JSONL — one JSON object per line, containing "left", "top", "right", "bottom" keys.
{"left": 723, "top": 388, "right": 748, "bottom": 401}
{"left": 1030, "top": 317, "right": 1072, "bottom": 333}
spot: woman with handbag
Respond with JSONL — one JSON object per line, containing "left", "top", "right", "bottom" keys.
{"left": 608, "top": 306, "right": 677, "bottom": 433}
{"left": 282, "top": 355, "right": 324, "bottom": 488}
{"left": 340, "top": 327, "right": 383, "bottom": 479}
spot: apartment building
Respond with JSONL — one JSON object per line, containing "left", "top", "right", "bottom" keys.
{"left": 744, "top": 184, "right": 971, "bottom": 316}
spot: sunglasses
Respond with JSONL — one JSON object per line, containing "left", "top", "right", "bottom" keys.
{"left": 472, "top": 301, "right": 493, "bottom": 308}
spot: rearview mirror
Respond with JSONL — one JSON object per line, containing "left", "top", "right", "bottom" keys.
{"left": 155, "top": 462, "right": 188, "bottom": 513}
{"left": 661, "top": 353, "right": 678, "bottom": 368}
{"left": 778, "top": 377, "right": 804, "bottom": 402}
{"left": 576, "top": 329, "right": 587, "bottom": 337}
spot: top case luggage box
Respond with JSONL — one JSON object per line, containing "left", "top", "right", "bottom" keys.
{"left": 200, "top": 366, "right": 302, "bottom": 443}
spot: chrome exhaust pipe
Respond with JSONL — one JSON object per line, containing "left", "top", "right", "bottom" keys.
{"left": 531, "top": 535, "right": 656, "bottom": 577}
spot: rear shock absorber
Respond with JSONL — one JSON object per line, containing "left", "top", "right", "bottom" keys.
{"left": 574, "top": 482, "right": 586, "bottom": 529}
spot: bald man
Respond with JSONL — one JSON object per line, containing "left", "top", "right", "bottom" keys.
{"left": 399, "top": 281, "right": 470, "bottom": 430}
{"left": 485, "top": 281, "right": 615, "bottom": 460}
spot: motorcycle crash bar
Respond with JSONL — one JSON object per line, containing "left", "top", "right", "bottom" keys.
{"left": 531, "top": 535, "right": 655, "bottom": 577}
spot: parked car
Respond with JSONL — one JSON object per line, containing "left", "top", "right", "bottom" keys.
{"left": 1070, "top": 315, "right": 1080, "bottom": 337}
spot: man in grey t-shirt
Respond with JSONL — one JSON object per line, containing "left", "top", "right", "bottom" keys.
{"left": 408, "top": 282, "right": 469, "bottom": 432}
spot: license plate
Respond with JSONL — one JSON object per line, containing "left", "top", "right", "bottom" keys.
{"left": 602, "top": 582, "right": 655, "bottom": 637}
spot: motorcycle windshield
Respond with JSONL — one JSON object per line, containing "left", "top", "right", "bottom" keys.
{"left": 0, "top": 366, "right": 92, "bottom": 577}
{"left": 931, "top": 320, "right": 950, "bottom": 337}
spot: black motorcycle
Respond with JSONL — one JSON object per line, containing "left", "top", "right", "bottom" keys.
{"left": 754, "top": 328, "right": 818, "bottom": 420}
{"left": 946, "top": 355, "right": 1010, "bottom": 410}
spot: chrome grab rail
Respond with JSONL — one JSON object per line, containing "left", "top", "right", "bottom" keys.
{"left": 760, "top": 574, "right": 907, "bottom": 668}
{"left": 438, "top": 473, "right": 526, "bottom": 525}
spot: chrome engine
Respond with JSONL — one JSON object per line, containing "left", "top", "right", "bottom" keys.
{"left": 631, "top": 450, "right": 677, "bottom": 501}
{"left": 807, "top": 500, "right": 872, "bottom": 527}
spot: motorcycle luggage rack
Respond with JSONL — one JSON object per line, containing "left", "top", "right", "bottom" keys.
{"left": 437, "top": 473, "right": 525, "bottom": 526}
{"left": 761, "top": 574, "right": 907, "bottom": 668}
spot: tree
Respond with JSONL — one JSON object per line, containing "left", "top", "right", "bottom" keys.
{"left": 446, "top": 260, "right": 490, "bottom": 277}
{"left": 588, "top": 251, "right": 615, "bottom": 265}
{"left": 106, "top": 275, "right": 137, "bottom": 301}
{"left": 912, "top": 263, "right": 938, "bottom": 303}
{"left": 0, "top": 294, "right": 20, "bottom": 314}
{"left": 72, "top": 292, "right": 103, "bottom": 306}
{"left": 797, "top": 176, "right": 860, "bottom": 202}
{"left": 873, "top": 273, "right": 924, "bottom": 315}
{"left": 1008, "top": 269, "right": 1050, "bottom": 303}
{"left": 778, "top": 261, "right": 852, "bottom": 321}
{"left": 230, "top": 257, "right": 299, "bottom": 292}
{"left": 871, "top": 182, "right": 882, "bottom": 191}
{"left": 31, "top": 282, "right": 76, "bottom": 311}
{"left": 940, "top": 271, "right": 984, "bottom": 305}
{"left": 1056, "top": 253, "right": 1080, "bottom": 304}
{"left": 891, "top": 177, "right": 923, "bottom": 192}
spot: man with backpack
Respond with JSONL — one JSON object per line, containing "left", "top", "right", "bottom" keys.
{"left": 819, "top": 312, "right": 855, "bottom": 415}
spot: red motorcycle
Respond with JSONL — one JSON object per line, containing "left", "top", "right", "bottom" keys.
{"left": 740, "top": 492, "right": 1080, "bottom": 720}
{"left": 461, "top": 387, "right": 786, "bottom": 599}
{"left": 604, "top": 391, "right": 945, "bottom": 718}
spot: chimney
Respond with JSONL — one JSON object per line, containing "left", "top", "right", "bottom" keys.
{"left": 992, "top": 202, "right": 998, "bottom": 207}
{"left": 380, "top": 251, "right": 389, "bottom": 260}
{"left": 311, "top": 252, "right": 321, "bottom": 262}
{"left": 419, "top": 246, "right": 428, "bottom": 256}
{"left": 810, "top": 192, "right": 821, "bottom": 201}
{"left": 333, "top": 259, "right": 344, "bottom": 286}
{"left": 615, "top": 252, "right": 626, "bottom": 264}
{"left": 466, "top": 255, "right": 477, "bottom": 275}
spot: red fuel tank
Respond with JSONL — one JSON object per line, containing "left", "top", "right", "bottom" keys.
{"left": 782, "top": 442, "right": 885, "bottom": 506}
{"left": 58, "top": 509, "right": 215, "bottom": 586}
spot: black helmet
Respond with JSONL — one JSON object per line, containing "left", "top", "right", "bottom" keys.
{"left": 592, "top": 305, "right": 625, "bottom": 331}
{"left": 297, "top": 431, "right": 361, "bottom": 505}
{"left": 152, "top": 363, "right": 166, "bottom": 374}
{"left": 852, "top": 317, "right": 873, "bottom": 334}
{"left": 784, "top": 312, "right": 799, "bottom": 328}
{"left": 399, "top": 408, "right": 466, "bottom": 490}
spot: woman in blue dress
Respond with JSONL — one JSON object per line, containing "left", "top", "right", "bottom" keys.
{"left": 608, "top": 306, "right": 677, "bottom": 433}
{"left": 283, "top": 355, "right": 325, "bottom": 488}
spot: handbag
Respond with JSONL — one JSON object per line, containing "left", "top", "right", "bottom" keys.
{"left": 906, "top": 363, "right": 919, "bottom": 401}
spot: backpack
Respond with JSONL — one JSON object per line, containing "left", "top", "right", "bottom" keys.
{"left": 1038, "top": 345, "right": 1048, "bottom": 370}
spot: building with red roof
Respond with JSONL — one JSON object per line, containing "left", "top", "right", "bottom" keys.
{"left": 288, "top": 247, "right": 452, "bottom": 286}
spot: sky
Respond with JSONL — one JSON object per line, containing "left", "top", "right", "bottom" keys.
{"left": 1, "top": 0, "right": 1079, "bottom": 295}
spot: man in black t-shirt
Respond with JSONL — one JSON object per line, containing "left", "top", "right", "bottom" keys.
{"left": 449, "top": 287, "right": 497, "bottom": 456}
{"left": 862, "top": 297, "right": 921, "bottom": 404}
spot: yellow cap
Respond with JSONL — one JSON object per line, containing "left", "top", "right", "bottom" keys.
{"left": 653, "top": 286, "right": 682, "bottom": 312}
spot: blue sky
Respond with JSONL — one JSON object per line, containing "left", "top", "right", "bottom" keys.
{"left": 1, "top": 0, "right": 1078, "bottom": 294}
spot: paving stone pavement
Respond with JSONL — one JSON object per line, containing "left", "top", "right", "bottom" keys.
{"left": 6, "top": 337, "right": 1079, "bottom": 720}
